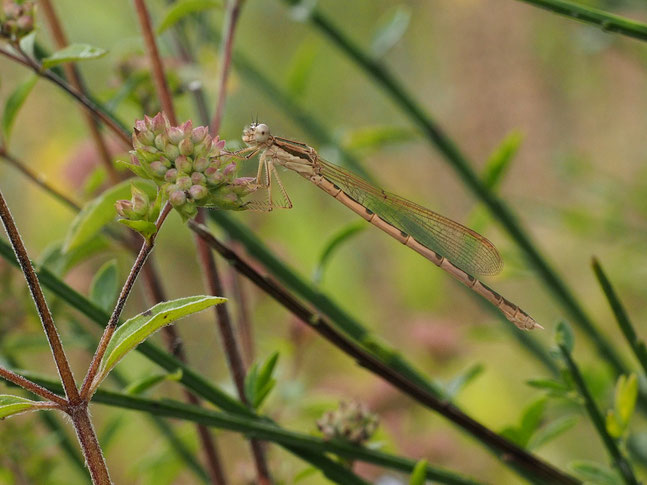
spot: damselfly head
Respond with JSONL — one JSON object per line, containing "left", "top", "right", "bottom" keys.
{"left": 242, "top": 122, "right": 271, "bottom": 146}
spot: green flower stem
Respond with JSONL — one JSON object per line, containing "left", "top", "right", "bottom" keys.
{"left": 191, "top": 220, "right": 579, "bottom": 485}
{"left": 592, "top": 258, "right": 647, "bottom": 377}
{"left": 559, "top": 343, "right": 639, "bottom": 485}
{"left": 280, "top": 0, "right": 629, "bottom": 382}
{"left": 515, "top": 0, "right": 647, "bottom": 42}
{"left": 23, "top": 372, "right": 487, "bottom": 485}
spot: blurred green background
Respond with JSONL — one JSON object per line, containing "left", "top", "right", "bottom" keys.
{"left": 2, "top": 0, "right": 647, "bottom": 483}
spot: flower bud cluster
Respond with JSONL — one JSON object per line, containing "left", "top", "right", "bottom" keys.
{"left": 316, "top": 401, "right": 379, "bottom": 445}
{"left": 128, "top": 112, "right": 256, "bottom": 220}
{"left": 115, "top": 185, "right": 155, "bottom": 221}
{"left": 1, "top": 1, "right": 34, "bottom": 40}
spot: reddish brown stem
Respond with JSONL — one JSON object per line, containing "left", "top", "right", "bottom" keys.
{"left": 80, "top": 202, "right": 172, "bottom": 399}
{"left": 39, "top": 0, "right": 120, "bottom": 184}
{"left": 210, "top": 0, "right": 245, "bottom": 133}
{"left": 69, "top": 405, "right": 111, "bottom": 484}
{"left": 0, "top": 366, "right": 67, "bottom": 406}
{"left": 133, "top": 0, "right": 177, "bottom": 124}
{"left": 0, "top": 190, "right": 80, "bottom": 403}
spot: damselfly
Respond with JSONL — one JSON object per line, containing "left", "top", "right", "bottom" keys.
{"left": 231, "top": 122, "right": 541, "bottom": 330}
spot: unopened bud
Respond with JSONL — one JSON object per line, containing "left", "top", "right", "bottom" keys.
{"left": 16, "top": 14, "right": 33, "bottom": 32}
{"left": 191, "top": 172, "right": 206, "bottom": 186}
{"left": 205, "top": 168, "right": 224, "bottom": 185}
{"left": 167, "top": 126, "right": 184, "bottom": 145}
{"left": 176, "top": 175, "right": 192, "bottom": 190}
{"left": 194, "top": 134, "right": 212, "bottom": 157}
{"left": 149, "top": 113, "right": 167, "bottom": 135}
{"left": 191, "top": 126, "right": 208, "bottom": 144}
{"left": 193, "top": 156, "right": 209, "bottom": 172}
{"left": 180, "top": 120, "right": 193, "bottom": 136}
{"left": 164, "top": 169, "right": 178, "bottom": 183}
{"left": 223, "top": 163, "right": 237, "bottom": 176}
{"left": 115, "top": 200, "right": 134, "bottom": 218}
{"left": 131, "top": 189, "right": 149, "bottom": 216}
{"left": 169, "top": 190, "right": 186, "bottom": 206}
{"left": 136, "top": 129, "right": 155, "bottom": 147}
{"left": 189, "top": 185, "right": 208, "bottom": 200}
{"left": 175, "top": 155, "right": 192, "bottom": 173}
{"left": 149, "top": 161, "right": 167, "bottom": 178}
{"left": 179, "top": 137, "right": 194, "bottom": 156}
{"left": 164, "top": 144, "right": 180, "bottom": 161}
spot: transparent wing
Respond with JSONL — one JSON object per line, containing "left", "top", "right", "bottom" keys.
{"left": 318, "top": 158, "right": 503, "bottom": 276}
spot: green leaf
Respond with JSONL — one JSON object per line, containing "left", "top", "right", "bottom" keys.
{"left": 370, "top": 6, "right": 411, "bottom": 59}
{"left": 157, "top": 0, "right": 222, "bottom": 35}
{"left": 555, "top": 320, "right": 574, "bottom": 353}
{"left": 89, "top": 260, "right": 119, "bottom": 313}
{"left": 408, "top": 459, "right": 428, "bottom": 485}
{"left": 2, "top": 74, "right": 38, "bottom": 143}
{"left": 482, "top": 131, "right": 523, "bottom": 190}
{"left": 528, "top": 415, "right": 578, "bottom": 450}
{"left": 313, "top": 221, "right": 366, "bottom": 284}
{"left": 614, "top": 373, "right": 637, "bottom": 426}
{"left": 342, "top": 125, "right": 416, "bottom": 152}
{"left": 444, "top": 363, "right": 484, "bottom": 399}
{"left": 285, "top": 40, "right": 319, "bottom": 99}
{"left": 118, "top": 219, "right": 158, "bottom": 242}
{"left": 606, "top": 409, "right": 623, "bottom": 439}
{"left": 519, "top": 398, "right": 547, "bottom": 445}
{"left": 526, "top": 378, "right": 571, "bottom": 393}
{"left": 83, "top": 166, "right": 107, "bottom": 196}
{"left": 245, "top": 352, "right": 280, "bottom": 409}
{"left": 92, "top": 296, "right": 226, "bottom": 391}
{"left": 18, "top": 31, "right": 37, "bottom": 60}
{"left": 41, "top": 44, "right": 107, "bottom": 70}
{"left": 114, "top": 159, "right": 151, "bottom": 179}
{"left": 570, "top": 460, "right": 622, "bottom": 485}
{"left": 38, "top": 237, "right": 110, "bottom": 277}
{"left": 0, "top": 394, "right": 43, "bottom": 419}
{"left": 63, "top": 179, "right": 157, "bottom": 253}
{"left": 124, "top": 369, "right": 183, "bottom": 395}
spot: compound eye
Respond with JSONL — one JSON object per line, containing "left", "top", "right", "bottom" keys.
{"left": 255, "top": 123, "right": 270, "bottom": 142}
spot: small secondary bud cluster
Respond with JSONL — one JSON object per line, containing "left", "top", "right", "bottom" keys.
{"left": 316, "top": 401, "right": 379, "bottom": 445}
{"left": 0, "top": 1, "right": 34, "bottom": 40}
{"left": 126, "top": 112, "right": 256, "bottom": 220}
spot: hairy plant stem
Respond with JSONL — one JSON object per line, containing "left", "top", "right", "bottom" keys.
{"left": 69, "top": 405, "right": 111, "bottom": 485}
{"left": 80, "top": 202, "right": 172, "bottom": 399}
{"left": 0, "top": 366, "right": 67, "bottom": 405}
{"left": 39, "top": 0, "right": 120, "bottom": 184}
{"left": 0, "top": 189, "right": 79, "bottom": 402}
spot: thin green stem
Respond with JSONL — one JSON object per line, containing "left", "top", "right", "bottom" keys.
{"left": 514, "top": 0, "right": 647, "bottom": 42}
{"left": 559, "top": 343, "right": 639, "bottom": 485}
{"left": 591, "top": 258, "right": 647, "bottom": 377}
{"left": 280, "top": 0, "right": 629, "bottom": 380}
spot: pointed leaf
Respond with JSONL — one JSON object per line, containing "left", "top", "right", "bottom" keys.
{"left": 2, "top": 74, "right": 38, "bottom": 143}
{"left": 570, "top": 460, "right": 622, "bottom": 485}
{"left": 92, "top": 296, "right": 226, "bottom": 390}
{"left": 408, "top": 459, "right": 428, "bottom": 485}
{"left": 114, "top": 159, "right": 151, "bottom": 179}
{"left": 285, "top": 40, "right": 319, "bottom": 99}
{"left": 529, "top": 415, "right": 578, "bottom": 450}
{"left": 90, "top": 260, "right": 119, "bottom": 312}
{"left": 370, "top": 6, "right": 411, "bottom": 59}
{"left": 313, "top": 221, "right": 366, "bottom": 284}
{"left": 555, "top": 320, "right": 574, "bottom": 353}
{"left": 606, "top": 409, "right": 623, "bottom": 439}
{"left": 614, "top": 373, "right": 637, "bottom": 426}
{"left": 18, "top": 31, "right": 37, "bottom": 59}
{"left": 41, "top": 44, "right": 107, "bottom": 70}
{"left": 445, "top": 363, "right": 484, "bottom": 399}
{"left": 157, "top": 0, "right": 222, "bottom": 35}
{"left": 124, "top": 369, "right": 183, "bottom": 395}
{"left": 118, "top": 219, "right": 158, "bottom": 241}
{"left": 519, "top": 398, "right": 547, "bottom": 445}
{"left": 482, "top": 131, "right": 523, "bottom": 190}
{"left": 244, "top": 362, "right": 259, "bottom": 406}
{"left": 0, "top": 394, "right": 45, "bottom": 419}
{"left": 38, "top": 237, "right": 110, "bottom": 277}
{"left": 63, "top": 179, "right": 157, "bottom": 253}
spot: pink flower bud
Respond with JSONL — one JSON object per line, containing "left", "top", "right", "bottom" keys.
{"left": 193, "top": 156, "right": 209, "bottom": 172}
{"left": 194, "top": 134, "right": 212, "bottom": 157}
{"left": 164, "top": 144, "right": 180, "bottom": 161}
{"left": 165, "top": 184, "right": 179, "bottom": 196}
{"left": 136, "top": 129, "right": 155, "bottom": 147}
{"left": 149, "top": 161, "right": 167, "bottom": 177}
{"left": 191, "top": 126, "right": 208, "bottom": 144}
{"left": 179, "top": 138, "right": 193, "bottom": 156}
{"left": 154, "top": 133, "right": 166, "bottom": 151}
{"left": 223, "top": 163, "right": 237, "bottom": 176}
{"left": 175, "top": 155, "right": 192, "bottom": 173}
{"left": 180, "top": 120, "right": 193, "bottom": 136}
{"left": 134, "top": 119, "right": 147, "bottom": 133}
{"left": 189, "top": 185, "right": 208, "bottom": 200}
{"left": 159, "top": 156, "right": 172, "bottom": 168}
{"left": 206, "top": 169, "right": 224, "bottom": 185}
{"left": 149, "top": 113, "right": 167, "bottom": 135}
{"left": 169, "top": 190, "right": 187, "bottom": 206}
{"left": 16, "top": 14, "right": 33, "bottom": 32}
{"left": 164, "top": 169, "right": 178, "bottom": 182}
{"left": 115, "top": 200, "right": 134, "bottom": 218}
{"left": 191, "top": 172, "right": 206, "bottom": 186}
{"left": 167, "top": 126, "right": 184, "bottom": 145}
{"left": 176, "top": 175, "right": 192, "bottom": 190}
